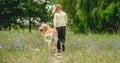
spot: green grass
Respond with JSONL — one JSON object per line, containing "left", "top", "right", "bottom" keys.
{"left": 0, "top": 30, "right": 120, "bottom": 63}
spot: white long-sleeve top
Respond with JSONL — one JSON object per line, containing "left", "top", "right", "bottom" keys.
{"left": 53, "top": 11, "right": 68, "bottom": 28}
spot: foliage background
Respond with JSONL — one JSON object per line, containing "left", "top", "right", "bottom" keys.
{"left": 0, "top": 0, "right": 120, "bottom": 33}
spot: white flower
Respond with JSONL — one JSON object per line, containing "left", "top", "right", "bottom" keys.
{"left": 34, "top": 48, "right": 40, "bottom": 51}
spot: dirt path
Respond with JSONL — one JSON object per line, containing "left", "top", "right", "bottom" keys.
{"left": 49, "top": 53, "right": 66, "bottom": 63}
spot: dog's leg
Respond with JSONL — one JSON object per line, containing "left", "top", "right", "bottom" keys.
{"left": 53, "top": 43, "right": 57, "bottom": 53}
{"left": 52, "top": 35, "right": 58, "bottom": 53}
{"left": 48, "top": 42, "right": 52, "bottom": 52}
{"left": 44, "top": 34, "right": 58, "bottom": 53}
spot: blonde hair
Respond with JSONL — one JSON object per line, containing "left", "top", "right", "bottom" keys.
{"left": 54, "top": 4, "right": 62, "bottom": 13}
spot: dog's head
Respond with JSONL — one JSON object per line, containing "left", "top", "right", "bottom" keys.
{"left": 39, "top": 24, "right": 50, "bottom": 32}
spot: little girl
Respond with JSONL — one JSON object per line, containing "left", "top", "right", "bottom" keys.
{"left": 53, "top": 4, "right": 68, "bottom": 52}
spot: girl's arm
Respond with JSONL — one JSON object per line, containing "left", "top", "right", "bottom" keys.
{"left": 53, "top": 14, "right": 57, "bottom": 28}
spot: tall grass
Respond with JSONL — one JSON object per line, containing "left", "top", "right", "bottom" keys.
{"left": 0, "top": 30, "right": 120, "bottom": 63}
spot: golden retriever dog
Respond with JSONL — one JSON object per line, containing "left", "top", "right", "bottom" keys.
{"left": 39, "top": 24, "right": 58, "bottom": 53}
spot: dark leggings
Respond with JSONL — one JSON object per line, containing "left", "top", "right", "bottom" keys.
{"left": 56, "top": 26, "right": 66, "bottom": 51}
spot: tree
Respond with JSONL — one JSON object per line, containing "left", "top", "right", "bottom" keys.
{"left": 0, "top": 0, "right": 50, "bottom": 33}
{"left": 0, "top": 0, "right": 25, "bottom": 30}
{"left": 22, "top": 0, "right": 49, "bottom": 33}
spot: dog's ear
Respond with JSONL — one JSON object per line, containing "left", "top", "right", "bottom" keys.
{"left": 43, "top": 25, "right": 49, "bottom": 31}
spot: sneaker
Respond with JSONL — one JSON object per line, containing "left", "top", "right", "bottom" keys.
{"left": 57, "top": 50, "right": 61, "bottom": 53}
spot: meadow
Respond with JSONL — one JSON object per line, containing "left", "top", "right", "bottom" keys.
{"left": 0, "top": 29, "right": 120, "bottom": 63}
